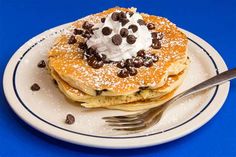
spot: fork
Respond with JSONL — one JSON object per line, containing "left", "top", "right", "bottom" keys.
{"left": 103, "top": 68, "right": 236, "bottom": 131}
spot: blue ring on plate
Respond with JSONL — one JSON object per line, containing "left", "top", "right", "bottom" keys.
{"left": 12, "top": 33, "right": 219, "bottom": 139}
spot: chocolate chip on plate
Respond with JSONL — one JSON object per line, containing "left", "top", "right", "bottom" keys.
{"left": 111, "top": 12, "right": 120, "bottom": 21}
{"left": 120, "top": 18, "right": 129, "bottom": 26}
{"left": 65, "top": 114, "right": 75, "bottom": 124}
{"left": 127, "top": 67, "right": 138, "bottom": 76}
{"left": 102, "top": 27, "right": 112, "bottom": 36}
{"left": 120, "top": 28, "right": 129, "bottom": 37}
{"left": 112, "top": 34, "right": 122, "bottom": 45}
{"left": 137, "top": 19, "right": 146, "bottom": 26}
{"left": 82, "top": 21, "right": 94, "bottom": 30}
{"left": 37, "top": 60, "right": 46, "bottom": 68}
{"left": 128, "top": 24, "right": 138, "bottom": 33}
{"left": 68, "top": 35, "right": 77, "bottom": 44}
{"left": 74, "top": 29, "right": 83, "bottom": 35}
{"left": 152, "top": 39, "right": 161, "bottom": 49}
{"left": 101, "top": 17, "right": 106, "bottom": 23}
{"left": 117, "top": 68, "right": 129, "bottom": 78}
{"left": 147, "top": 23, "right": 155, "bottom": 30}
{"left": 126, "top": 35, "right": 136, "bottom": 44}
{"left": 31, "top": 83, "right": 40, "bottom": 91}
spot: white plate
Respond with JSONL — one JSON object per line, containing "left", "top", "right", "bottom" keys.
{"left": 3, "top": 23, "right": 229, "bottom": 149}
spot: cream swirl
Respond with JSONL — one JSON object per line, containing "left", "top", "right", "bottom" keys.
{"left": 86, "top": 10, "right": 152, "bottom": 61}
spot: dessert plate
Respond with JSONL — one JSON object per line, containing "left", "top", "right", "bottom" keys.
{"left": 3, "top": 23, "right": 229, "bottom": 149}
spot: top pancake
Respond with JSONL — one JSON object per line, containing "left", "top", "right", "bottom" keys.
{"left": 48, "top": 7, "right": 188, "bottom": 96}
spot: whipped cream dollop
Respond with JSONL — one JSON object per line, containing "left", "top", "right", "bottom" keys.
{"left": 86, "top": 10, "right": 152, "bottom": 61}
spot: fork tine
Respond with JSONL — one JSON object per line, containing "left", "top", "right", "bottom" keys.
{"left": 105, "top": 118, "right": 142, "bottom": 123}
{"left": 103, "top": 116, "right": 138, "bottom": 121}
{"left": 108, "top": 121, "right": 143, "bottom": 127}
{"left": 113, "top": 124, "right": 146, "bottom": 131}
{"left": 102, "top": 112, "right": 142, "bottom": 120}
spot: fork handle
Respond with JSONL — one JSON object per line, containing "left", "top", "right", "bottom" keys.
{"left": 166, "top": 68, "right": 236, "bottom": 105}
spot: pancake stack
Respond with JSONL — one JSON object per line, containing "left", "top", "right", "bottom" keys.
{"left": 48, "top": 7, "right": 189, "bottom": 111}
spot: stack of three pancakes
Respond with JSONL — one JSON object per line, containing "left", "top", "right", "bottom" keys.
{"left": 48, "top": 8, "right": 189, "bottom": 111}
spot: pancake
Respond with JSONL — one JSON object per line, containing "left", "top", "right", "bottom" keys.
{"left": 50, "top": 64, "right": 188, "bottom": 108}
{"left": 48, "top": 7, "right": 188, "bottom": 96}
{"left": 105, "top": 89, "right": 176, "bottom": 111}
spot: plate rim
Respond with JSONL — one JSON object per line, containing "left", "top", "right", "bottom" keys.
{"left": 3, "top": 24, "right": 230, "bottom": 149}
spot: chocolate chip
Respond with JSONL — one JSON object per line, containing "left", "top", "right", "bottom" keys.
{"left": 74, "top": 29, "right": 83, "bottom": 35}
{"left": 144, "top": 58, "right": 153, "bottom": 67}
{"left": 128, "top": 12, "right": 134, "bottom": 17}
{"left": 117, "top": 68, "right": 129, "bottom": 78}
{"left": 125, "top": 59, "right": 134, "bottom": 67}
{"left": 87, "top": 55, "right": 96, "bottom": 64}
{"left": 82, "top": 31, "right": 91, "bottom": 39}
{"left": 147, "top": 23, "right": 155, "bottom": 30}
{"left": 101, "top": 17, "right": 106, "bottom": 23}
{"left": 127, "top": 67, "right": 138, "bottom": 76}
{"left": 120, "top": 18, "right": 129, "bottom": 26}
{"left": 128, "top": 24, "right": 138, "bottom": 33}
{"left": 137, "top": 19, "right": 145, "bottom": 25}
{"left": 152, "top": 39, "right": 161, "bottom": 49}
{"left": 31, "top": 83, "right": 40, "bottom": 91}
{"left": 95, "top": 53, "right": 106, "bottom": 61}
{"left": 152, "top": 32, "right": 164, "bottom": 40}
{"left": 102, "top": 27, "right": 112, "bottom": 36}
{"left": 92, "top": 61, "right": 104, "bottom": 69}
{"left": 65, "top": 114, "right": 75, "bottom": 124}
{"left": 112, "top": 34, "right": 122, "bottom": 45}
{"left": 68, "top": 35, "right": 77, "bottom": 44}
{"left": 120, "top": 28, "right": 129, "bottom": 37}
{"left": 139, "top": 86, "right": 149, "bottom": 90}
{"left": 126, "top": 35, "right": 136, "bottom": 44}
{"left": 151, "top": 32, "right": 157, "bottom": 38}
{"left": 151, "top": 54, "right": 159, "bottom": 62}
{"left": 137, "top": 50, "right": 145, "bottom": 57}
{"left": 96, "top": 90, "right": 103, "bottom": 96}
{"left": 86, "top": 47, "right": 96, "bottom": 56}
{"left": 111, "top": 12, "right": 120, "bottom": 21}
{"left": 78, "top": 42, "right": 87, "bottom": 50}
{"left": 116, "top": 60, "right": 126, "bottom": 68}
{"left": 37, "top": 60, "right": 46, "bottom": 68}
{"left": 119, "top": 11, "right": 127, "bottom": 19}
{"left": 87, "top": 56, "right": 104, "bottom": 69}
{"left": 133, "top": 57, "right": 144, "bottom": 68}
{"left": 82, "top": 21, "right": 94, "bottom": 30}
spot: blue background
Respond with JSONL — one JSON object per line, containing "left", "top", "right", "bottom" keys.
{"left": 0, "top": 0, "right": 236, "bottom": 156}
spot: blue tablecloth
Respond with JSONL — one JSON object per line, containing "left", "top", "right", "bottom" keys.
{"left": 0, "top": 0, "right": 236, "bottom": 156}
